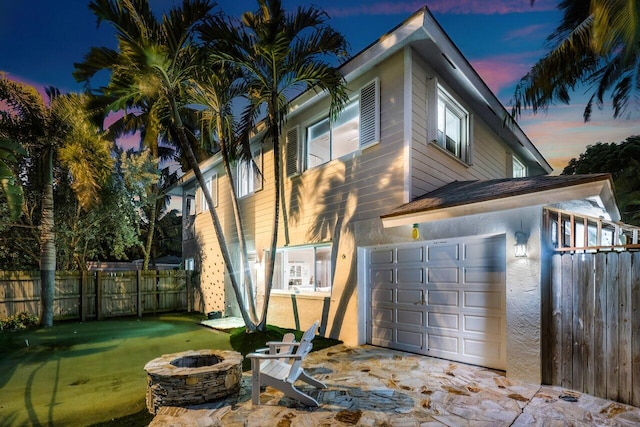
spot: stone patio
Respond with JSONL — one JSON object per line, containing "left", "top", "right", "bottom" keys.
{"left": 149, "top": 344, "right": 640, "bottom": 426}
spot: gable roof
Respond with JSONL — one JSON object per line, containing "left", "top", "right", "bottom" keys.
{"left": 287, "top": 5, "right": 552, "bottom": 175}
{"left": 381, "top": 174, "right": 619, "bottom": 227}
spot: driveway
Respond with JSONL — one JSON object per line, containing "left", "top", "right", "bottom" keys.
{"left": 150, "top": 344, "right": 640, "bottom": 426}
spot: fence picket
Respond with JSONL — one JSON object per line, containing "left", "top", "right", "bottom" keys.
{"left": 0, "top": 270, "right": 195, "bottom": 322}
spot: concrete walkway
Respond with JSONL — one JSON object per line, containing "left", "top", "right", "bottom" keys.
{"left": 149, "top": 344, "right": 640, "bottom": 426}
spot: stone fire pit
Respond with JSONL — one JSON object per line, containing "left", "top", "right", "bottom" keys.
{"left": 144, "top": 349, "right": 243, "bottom": 414}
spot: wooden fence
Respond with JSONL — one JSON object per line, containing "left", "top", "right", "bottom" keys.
{"left": 0, "top": 270, "right": 199, "bottom": 321}
{"left": 544, "top": 252, "right": 640, "bottom": 406}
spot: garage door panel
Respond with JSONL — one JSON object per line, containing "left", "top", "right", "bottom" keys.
{"left": 464, "top": 338, "right": 502, "bottom": 361}
{"left": 427, "top": 312, "right": 458, "bottom": 330}
{"left": 397, "top": 267, "right": 424, "bottom": 283}
{"left": 397, "top": 329, "right": 423, "bottom": 349}
{"left": 397, "top": 308, "right": 424, "bottom": 326}
{"left": 464, "top": 266, "right": 504, "bottom": 284}
{"left": 371, "top": 249, "right": 394, "bottom": 264}
{"left": 427, "top": 244, "right": 459, "bottom": 262}
{"left": 371, "top": 307, "right": 393, "bottom": 323}
{"left": 371, "top": 288, "right": 393, "bottom": 303}
{"left": 427, "top": 290, "right": 459, "bottom": 307}
{"left": 371, "top": 325, "right": 393, "bottom": 345}
{"left": 464, "top": 314, "right": 502, "bottom": 334}
{"left": 397, "top": 247, "right": 424, "bottom": 263}
{"left": 397, "top": 288, "right": 424, "bottom": 304}
{"left": 464, "top": 291, "right": 502, "bottom": 310}
{"left": 463, "top": 238, "right": 504, "bottom": 261}
{"left": 371, "top": 269, "right": 394, "bottom": 284}
{"left": 428, "top": 333, "right": 459, "bottom": 354}
{"left": 427, "top": 267, "right": 458, "bottom": 283}
{"left": 368, "top": 235, "right": 506, "bottom": 371}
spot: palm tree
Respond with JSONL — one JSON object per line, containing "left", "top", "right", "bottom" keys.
{"left": 512, "top": 0, "right": 640, "bottom": 121}
{"left": 198, "top": 0, "right": 349, "bottom": 329}
{"left": 75, "top": 0, "right": 262, "bottom": 329}
{"left": 0, "top": 77, "right": 113, "bottom": 327}
{"left": 0, "top": 137, "right": 28, "bottom": 221}
{"left": 189, "top": 66, "right": 260, "bottom": 323}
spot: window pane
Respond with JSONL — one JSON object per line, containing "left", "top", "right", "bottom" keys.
{"left": 286, "top": 248, "right": 314, "bottom": 292}
{"left": 332, "top": 101, "right": 359, "bottom": 159}
{"left": 512, "top": 156, "right": 526, "bottom": 178}
{"left": 307, "top": 117, "right": 330, "bottom": 167}
{"left": 445, "top": 107, "right": 461, "bottom": 155}
{"left": 315, "top": 247, "right": 331, "bottom": 292}
{"left": 437, "top": 101, "right": 445, "bottom": 148}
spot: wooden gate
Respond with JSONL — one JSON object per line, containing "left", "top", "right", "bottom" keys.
{"left": 544, "top": 252, "right": 640, "bottom": 406}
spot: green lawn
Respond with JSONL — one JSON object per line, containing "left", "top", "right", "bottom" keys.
{"left": 0, "top": 313, "right": 232, "bottom": 427}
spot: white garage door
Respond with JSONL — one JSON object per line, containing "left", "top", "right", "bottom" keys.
{"left": 367, "top": 234, "right": 506, "bottom": 370}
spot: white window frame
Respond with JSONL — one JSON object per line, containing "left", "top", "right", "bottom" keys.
{"left": 512, "top": 155, "right": 526, "bottom": 178}
{"left": 270, "top": 244, "right": 332, "bottom": 295}
{"left": 197, "top": 173, "right": 217, "bottom": 213}
{"left": 427, "top": 79, "right": 472, "bottom": 164}
{"left": 236, "top": 148, "right": 263, "bottom": 198}
{"left": 305, "top": 98, "right": 360, "bottom": 169}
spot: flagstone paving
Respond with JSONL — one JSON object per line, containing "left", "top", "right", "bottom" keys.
{"left": 149, "top": 344, "right": 640, "bottom": 426}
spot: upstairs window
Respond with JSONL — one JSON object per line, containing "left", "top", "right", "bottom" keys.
{"left": 512, "top": 155, "right": 526, "bottom": 178}
{"left": 436, "top": 88, "right": 469, "bottom": 161}
{"left": 286, "top": 79, "right": 379, "bottom": 176}
{"left": 197, "top": 174, "right": 217, "bottom": 213}
{"left": 307, "top": 100, "right": 359, "bottom": 168}
{"left": 236, "top": 149, "right": 263, "bottom": 198}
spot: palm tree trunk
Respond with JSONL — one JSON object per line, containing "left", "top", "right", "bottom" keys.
{"left": 218, "top": 144, "right": 259, "bottom": 323}
{"left": 40, "top": 148, "right": 55, "bottom": 327}
{"left": 258, "top": 109, "right": 280, "bottom": 330}
{"left": 142, "top": 196, "right": 158, "bottom": 270}
{"left": 169, "top": 102, "right": 256, "bottom": 331}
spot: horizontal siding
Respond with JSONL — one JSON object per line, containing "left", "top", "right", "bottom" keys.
{"left": 410, "top": 51, "right": 509, "bottom": 199}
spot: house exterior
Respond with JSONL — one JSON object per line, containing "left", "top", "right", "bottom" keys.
{"left": 169, "top": 6, "right": 621, "bottom": 385}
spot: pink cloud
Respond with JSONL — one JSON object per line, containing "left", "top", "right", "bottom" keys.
{"left": 0, "top": 72, "right": 52, "bottom": 103}
{"left": 518, "top": 104, "right": 640, "bottom": 173}
{"left": 325, "top": 0, "right": 557, "bottom": 18}
{"left": 469, "top": 52, "right": 539, "bottom": 93}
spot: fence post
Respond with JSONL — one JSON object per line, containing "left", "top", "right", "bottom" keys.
{"left": 80, "top": 271, "right": 87, "bottom": 322}
{"left": 137, "top": 270, "right": 143, "bottom": 318}
{"left": 186, "top": 271, "right": 192, "bottom": 312}
{"left": 96, "top": 270, "right": 103, "bottom": 320}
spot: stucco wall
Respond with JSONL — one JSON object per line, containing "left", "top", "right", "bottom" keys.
{"left": 366, "top": 206, "right": 544, "bottom": 384}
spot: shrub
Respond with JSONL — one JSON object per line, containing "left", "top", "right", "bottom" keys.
{"left": 0, "top": 312, "right": 39, "bottom": 332}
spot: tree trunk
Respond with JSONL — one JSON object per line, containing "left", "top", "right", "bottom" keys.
{"left": 168, "top": 101, "right": 256, "bottom": 331}
{"left": 217, "top": 115, "right": 258, "bottom": 323}
{"left": 258, "top": 109, "right": 280, "bottom": 331}
{"left": 40, "top": 148, "right": 55, "bottom": 327}
{"left": 142, "top": 195, "right": 158, "bottom": 270}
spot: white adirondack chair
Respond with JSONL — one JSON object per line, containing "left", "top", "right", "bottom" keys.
{"left": 247, "top": 321, "right": 326, "bottom": 406}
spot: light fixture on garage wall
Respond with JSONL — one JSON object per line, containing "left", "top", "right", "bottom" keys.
{"left": 412, "top": 223, "right": 420, "bottom": 240}
{"left": 514, "top": 231, "right": 529, "bottom": 257}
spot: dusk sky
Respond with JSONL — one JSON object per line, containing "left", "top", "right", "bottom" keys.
{"left": 1, "top": 0, "right": 639, "bottom": 173}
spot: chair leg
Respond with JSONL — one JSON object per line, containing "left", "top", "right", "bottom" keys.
{"left": 298, "top": 370, "right": 326, "bottom": 389}
{"left": 282, "top": 383, "right": 320, "bottom": 407}
{"left": 251, "top": 360, "right": 261, "bottom": 405}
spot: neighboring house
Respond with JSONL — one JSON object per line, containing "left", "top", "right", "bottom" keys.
{"left": 167, "top": 6, "right": 625, "bottom": 385}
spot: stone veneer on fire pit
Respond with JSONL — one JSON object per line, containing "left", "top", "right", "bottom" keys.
{"left": 144, "top": 349, "right": 243, "bottom": 414}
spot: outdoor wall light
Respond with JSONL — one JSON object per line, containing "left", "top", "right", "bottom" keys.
{"left": 514, "top": 231, "right": 529, "bottom": 257}
{"left": 412, "top": 223, "right": 420, "bottom": 240}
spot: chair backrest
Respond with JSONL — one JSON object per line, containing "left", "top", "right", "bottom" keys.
{"left": 277, "top": 332, "right": 296, "bottom": 360}
{"left": 285, "top": 321, "right": 319, "bottom": 383}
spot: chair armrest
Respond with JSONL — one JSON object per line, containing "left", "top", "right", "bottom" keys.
{"left": 265, "top": 341, "right": 301, "bottom": 348}
{"left": 247, "top": 352, "right": 303, "bottom": 360}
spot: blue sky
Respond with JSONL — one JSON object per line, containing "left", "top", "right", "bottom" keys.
{"left": 1, "top": 0, "right": 638, "bottom": 172}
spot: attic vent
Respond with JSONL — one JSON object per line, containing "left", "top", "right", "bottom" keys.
{"left": 442, "top": 53, "right": 456, "bottom": 70}
{"left": 286, "top": 126, "right": 300, "bottom": 177}
{"left": 359, "top": 78, "right": 380, "bottom": 147}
